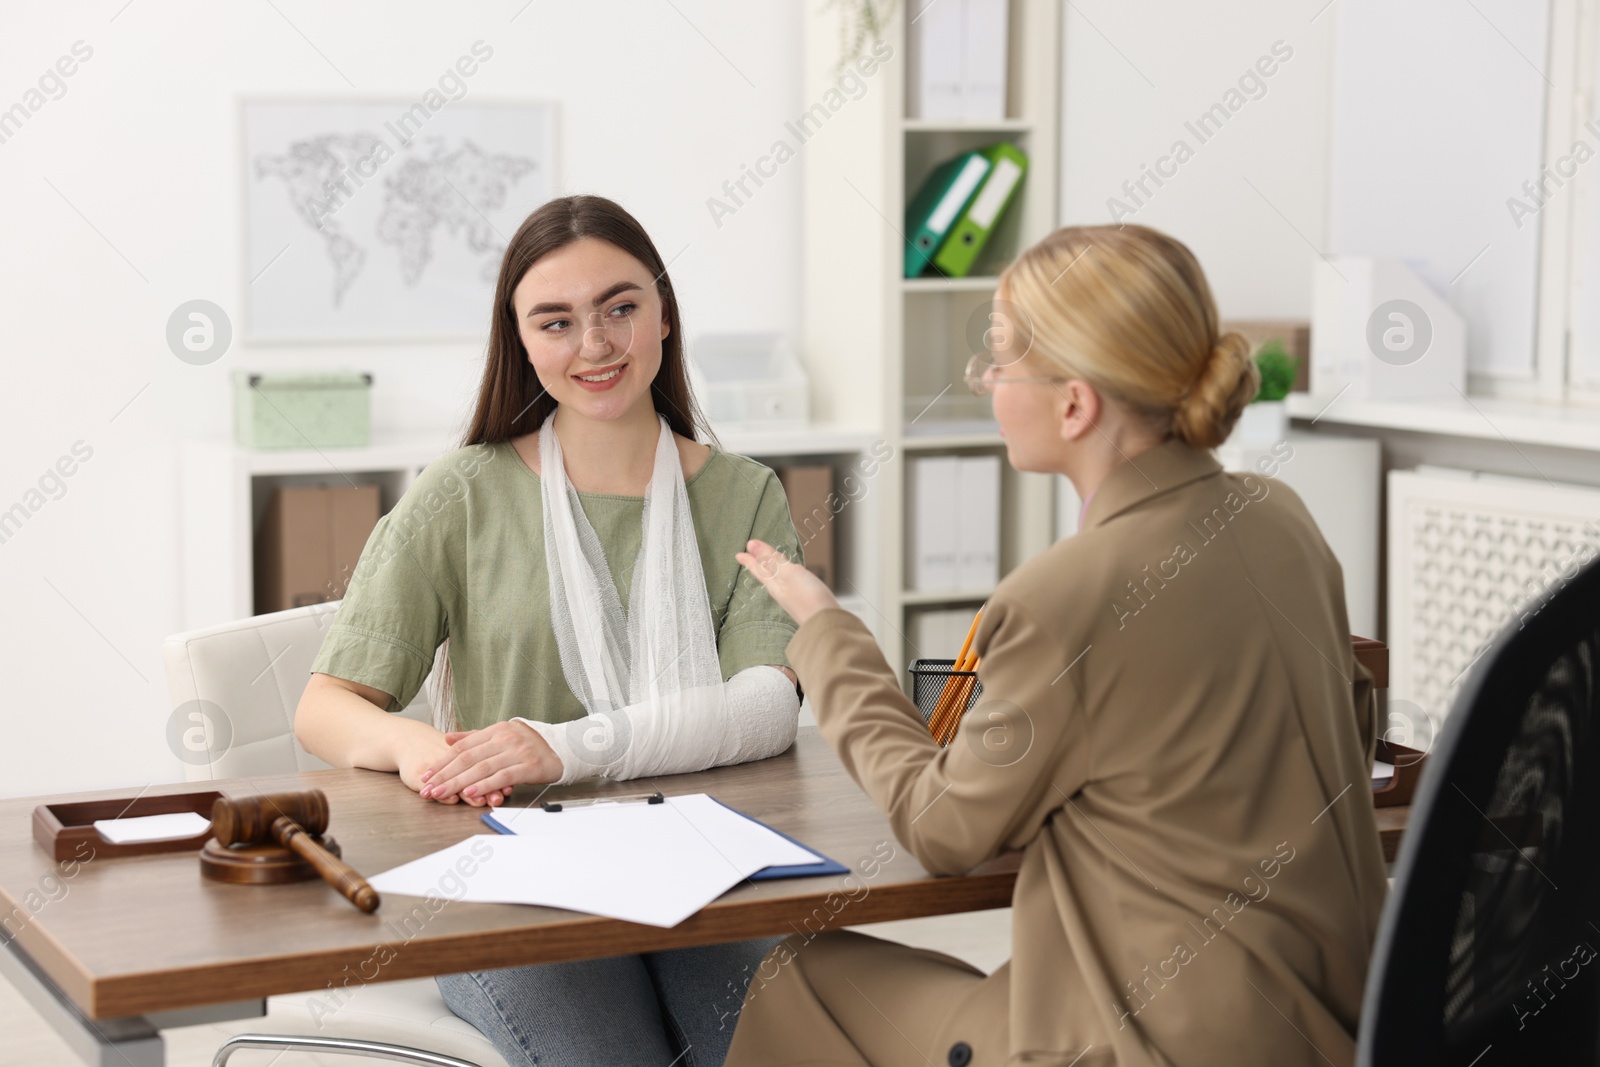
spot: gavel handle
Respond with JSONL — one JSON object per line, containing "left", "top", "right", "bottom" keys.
{"left": 271, "top": 816, "right": 381, "bottom": 913}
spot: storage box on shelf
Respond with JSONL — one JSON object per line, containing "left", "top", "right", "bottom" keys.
{"left": 255, "top": 484, "right": 380, "bottom": 613}
{"left": 180, "top": 435, "right": 451, "bottom": 631}
{"left": 689, "top": 333, "right": 810, "bottom": 429}
{"left": 232, "top": 371, "right": 373, "bottom": 449}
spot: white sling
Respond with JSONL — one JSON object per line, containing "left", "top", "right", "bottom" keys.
{"left": 522, "top": 411, "right": 796, "bottom": 782}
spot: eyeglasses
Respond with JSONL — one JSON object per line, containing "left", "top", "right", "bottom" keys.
{"left": 529, "top": 308, "right": 641, "bottom": 360}
{"left": 963, "top": 354, "right": 1067, "bottom": 397}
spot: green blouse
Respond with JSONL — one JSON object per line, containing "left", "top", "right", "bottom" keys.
{"left": 310, "top": 440, "right": 803, "bottom": 732}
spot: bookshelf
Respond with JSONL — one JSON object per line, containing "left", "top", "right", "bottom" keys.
{"left": 800, "top": 0, "right": 1061, "bottom": 680}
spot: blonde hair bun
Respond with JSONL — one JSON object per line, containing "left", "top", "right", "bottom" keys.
{"left": 1170, "top": 331, "right": 1259, "bottom": 450}
{"left": 999, "top": 225, "right": 1261, "bottom": 452}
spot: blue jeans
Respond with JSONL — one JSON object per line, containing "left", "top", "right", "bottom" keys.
{"left": 435, "top": 937, "right": 782, "bottom": 1067}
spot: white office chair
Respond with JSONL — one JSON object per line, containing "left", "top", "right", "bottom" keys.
{"left": 163, "top": 602, "right": 510, "bottom": 1067}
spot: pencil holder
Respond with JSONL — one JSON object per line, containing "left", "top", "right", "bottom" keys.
{"left": 907, "top": 659, "right": 984, "bottom": 743}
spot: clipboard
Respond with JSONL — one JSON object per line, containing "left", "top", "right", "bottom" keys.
{"left": 480, "top": 794, "right": 848, "bottom": 881}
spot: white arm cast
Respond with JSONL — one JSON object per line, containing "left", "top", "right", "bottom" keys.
{"left": 513, "top": 665, "right": 799, "bottom": 785}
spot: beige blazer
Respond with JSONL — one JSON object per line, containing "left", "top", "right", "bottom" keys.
{"left": 788, "top": 439, "right": 1388, "bottom": 1066}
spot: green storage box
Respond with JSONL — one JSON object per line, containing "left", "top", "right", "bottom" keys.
{"left": 234, "top": 371, "right": 372, "bottom": 449}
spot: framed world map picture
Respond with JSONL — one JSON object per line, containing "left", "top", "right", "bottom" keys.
{"left": 242, "top": 97, "right": 555, "bottom": 341}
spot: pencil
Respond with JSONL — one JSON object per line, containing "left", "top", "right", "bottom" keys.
{"left": 929, "top": 637, "right": 978, "bottom": 740}
{"left": 953, "top": 611, "right": 981, "bottom": 672}
{"left": 936, "top": 656, "right": 980, "bottom": 745}
{"left": 927, "top": 606, "right": 984, "bottom": 743}
{"left": 937, "top": 646, "right": 979, "bottom": 740}
{"left": 934, "top": 652, "right": 966, "bottom": 742}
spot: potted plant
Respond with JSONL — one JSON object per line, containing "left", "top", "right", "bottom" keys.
{"left": 1231, "top": 339, "right": 1296, "bottom": 445}
{"left": 824, "top": 0, "right": 897, "bottom": 70}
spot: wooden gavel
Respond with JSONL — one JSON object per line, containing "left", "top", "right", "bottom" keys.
{"left": 211, "top": 790, "right": 380, "bottom": 913}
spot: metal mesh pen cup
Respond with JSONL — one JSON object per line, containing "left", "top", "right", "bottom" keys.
{"left": 907, "top": 659, "right": 983, "bottom": 742}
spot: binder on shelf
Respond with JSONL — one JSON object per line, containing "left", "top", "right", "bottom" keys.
{"left": 955, "top": 455, "right": 1000, "bottom": 588}
{"left": 910, "top": 0, "right": 962, "bottom": 119}
{"left": 909, "top": 454, "right": 1001, "bottom": 592}
{"left": 909, "top": 456, "right": 960, "bottom": 589}
{"left": 960, "top": 0, "right": 1009, "bottom": 122}
{"left": 909, "top": 0, "right": 1009, "bottom": 122}
{"left": 932, "top": 142, "right": 1029, "bottom": 279}
{"left": 910, "top": 606, "right": 980, "bottom": 662}
{"left": 904, "top": 151, "right": 992, "bottom": 278}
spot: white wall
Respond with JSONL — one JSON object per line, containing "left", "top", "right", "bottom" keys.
{"left": 1060, "top": 0, "right": 1337, "bottom": 319}
{"left": 0, "top": 1, "right": 801, "bottom": 797}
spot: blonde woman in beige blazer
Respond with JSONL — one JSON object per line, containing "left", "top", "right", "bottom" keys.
{"left": 727, "top": 224, "right": 1388, "bottom": 1067}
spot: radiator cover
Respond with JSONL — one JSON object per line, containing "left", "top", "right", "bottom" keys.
{"left": 1387, "top": 467, "right": 1600, "bottom": 729}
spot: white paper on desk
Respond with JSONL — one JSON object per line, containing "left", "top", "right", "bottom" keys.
{"left": 92, "top": 811, "right": 211, "bottom": 844}
{"left": 1372, "top": 760, "right": 1395, "bottom": 786}
{"left": 368, "top": 793, "right": 820, "bottom": 928}
{"left": 491, "top": 794, "right": 820, "bottom": 868}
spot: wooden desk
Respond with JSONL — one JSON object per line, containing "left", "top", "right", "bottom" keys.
{"left": 1, "top": 720, "right": 1410, "bottom": 1063}
{"left": 0, "top": 729, "right": 1016, "bottom": 1053}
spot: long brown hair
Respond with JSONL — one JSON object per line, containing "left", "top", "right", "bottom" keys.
{"left": 463, "top": 194, "right": 714, "bottom": 446}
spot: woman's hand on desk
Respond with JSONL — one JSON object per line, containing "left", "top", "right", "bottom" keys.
{"left": 397, "top": 731, "right": 514, "bottom": 805}
{"left": 735, "top": 538, "right": 839, "bottom": 627}
{"left": 417, "top": 720, "right": 563, "bottom": 805}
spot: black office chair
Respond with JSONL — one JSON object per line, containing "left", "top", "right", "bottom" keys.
{"left": 1360, "top": 554, "right": 1600, "bottom": 1064}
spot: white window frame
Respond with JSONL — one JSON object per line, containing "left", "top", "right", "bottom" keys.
{"left": 1558, "top": 0, "right": 1600, "bottom": 399}
{"left": 1522, "top": 0, "right": 1600, "bottom": 403}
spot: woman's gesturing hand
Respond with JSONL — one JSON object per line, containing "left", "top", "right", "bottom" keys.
{"left": 735, "top": 538, "right": 840, "bottom": 628}
{"left": 418, "top": 720, "right": 565, "bottom": 805}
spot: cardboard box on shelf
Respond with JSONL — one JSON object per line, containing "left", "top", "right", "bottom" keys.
{"left": 255, "top": 485, "right": 380, "bottom": 613}
{"left": 776, "top": 465, "right": 835, "bottom": 590}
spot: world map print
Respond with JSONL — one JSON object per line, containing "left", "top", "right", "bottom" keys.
{"left": 255, "top": 135, "right": 537, "bottom": 306}
{"left": 243, "top": 100, "right": 553, "bottom": 340}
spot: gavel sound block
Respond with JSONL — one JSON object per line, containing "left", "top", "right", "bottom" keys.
{"left": 202, "top": 790, "right": 379, "bottom": 913}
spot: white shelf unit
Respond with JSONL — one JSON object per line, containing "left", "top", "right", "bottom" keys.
{"left": 1286, "top": 392, "right": 1600, "bottom": 451}
{"left": 179, "top": 426, "right": 882, "bottom": 635}
{"left": 901, "top": 275, "right": 1004, "bottom": 293}
{"left": 800, "top": 0, "right": 1061, "bottom": 680}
